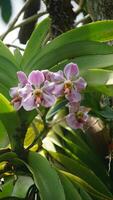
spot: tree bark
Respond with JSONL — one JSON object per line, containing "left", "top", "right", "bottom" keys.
{"left": 86, "top": 0, "right": 113, "bottom": 21}
{"left": 46, "top": 0, "right": 75, "bottom": 38}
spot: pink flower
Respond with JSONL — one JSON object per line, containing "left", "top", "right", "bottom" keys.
{"left": 66, "top": 103, "right": 89, "bottom": 130}
{"left": 22, "top": 70, "right": 56, "bottom": 111}
{"left": 9, "top": 71, "right": 29, "bottom": 110}
{"left": 41, "top": 70, "right": 53, "bottom": 81}
{"left": 51, "top": 63, "right": 87, "bottom": 103}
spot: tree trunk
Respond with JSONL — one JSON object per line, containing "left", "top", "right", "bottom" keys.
{"left": 46, "top": 0, "right": 75, "bottom": 38}
{"left": 86, "top": 0, "right": 113, "bottom": 21}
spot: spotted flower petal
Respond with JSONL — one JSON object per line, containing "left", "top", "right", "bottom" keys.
{"left": 53, "top": 83, "right": 64, "bottom": 97}
{"left": 17, "top": 71, "right": 28, "bottom": 86}
{"left": 74, "top": 77, "right": 87, "bottom": 92}
{"left": 42, "top": 93, "right": 56, "bottom": 107}
{"left": 23, "top": 95, "right": 36, "bottom": 111}
{"left": 13, "top": 101, "right": 22, "bottom": 111}
{"left": 66, "top": 113, "right": 83, "bottom": 129}
{"left": 66, "top": 89, "right": 81, "bottom": 103}
{"left": 64, "top": 63, "right": 79, "bottom": 80}
{"left": 42, "top": 70, "right": 53, "bottom": 81}
{"left": 18, "top": 84, "right": 33, "bottom": 98}
{"left": 66, "top": 105, "right": 89, "bottom": 130}
{"left": 28, "top": 70, "right": 45, "bottom": 87}
{"left": 50, "top": 71, "right": 64, "bottom": 82}
{"left": 9, "top": 87, "right": 19, "bottom": 98}
{"left": 43, "top": 81, "right": 55, "bottom": 94}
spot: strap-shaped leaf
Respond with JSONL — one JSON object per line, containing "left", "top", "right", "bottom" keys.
{"left": 51, "top": 130, "right": 110, "bottom": 185}
{"left": 61, "top": 170, "right": 113, "bottom": 200}
{"left": 0, "top": 94, "right": 21, "bottom": 151}
{"left": 0, "top": 121, "right": 9, "bottom": 148}
{"left": 21, "top": 18, "right": 51, "bottom": 70}
{"left": 21, "top": 19, "right": 113, "bottom": 73}
{"left": 0, "top": 41, "right": 18, "bottom": 97}
{"left": 59, "top": 172, "right": 93, "bottom": 200}
{"left": 0, "top": 0, "right": 12, "bottom": 23}
{"left": 22, "top": 40, "right": 113, "bottom": 72}
{"left": 51, "top": 54, "right": 113, "bottom": 73}
{"left": 59, "top": 173, "right": 82, "bottom": 200}
{"left": 84, "top": 69, "right": 113, "bottom": 86}
{"left": 49, "top": 152, "right": 113, "bottom": 198}
{"left": 12, "top": 176, "right": 33, "bottom": 198}
{"left": 27, "top": 151, "right": 65, "bottom": 200}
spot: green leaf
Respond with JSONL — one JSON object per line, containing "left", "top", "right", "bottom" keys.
{"left": 78, "top": 188, "right": 93, "bottom": 200}
{"left": 22, "top": 40, "right": 113, "bottom": 73}
{"left": 18, "top": 108, "right": 37, "bottom": 130}
{"left": 0, "top": 41, "right": 18, "bottom": 97}
{"left": 61, "top": 170, "right": 113, "bottom": 200}
{"left": 73, "top": 54, "right": 113, "bottom": 73}
{"left": 59, "top": 171, "right": 92, "bottom": 200}
{"left": 0, "top": 0, "right": 12, "bottom": 23}
{"left": 54, "top": 133, "right": 109, "bottom": 185}
{"left": 0, "top": 121, "right": 9, "bottom": 148}
{"left": 21, "top": 19, "right": 113, "bottom": 74}
{"left": 46, "top": 98, "right": 67, "bottom": 121}
{"left": 12, "top": 176, "right": 33, "bottom": 198}
{"left": 14, "top": 49, "right": 23, "bottom": 68}
{"left": 27, "top": 151, "right": 65, "bottom": 200}
{"left": 45, "top": 20, "right": 113, "bottom": 47}
{"left": 0, "top": 152, "right": 17, "bottom": 163}
{"left": 53, "top": 54, "right": 113, "bottom": 74}
{"left": 0, "top": 94, "right": 21, "bottom": 151}
{"left": 49, "top": 152, "right": 113, "bottom": 198}
{"left": 0, "top": 178, "right": 14, "bottom": 199}
{"left": 21, "top": 18, "right": 51, "bottom": 71}
{"left": 84, "top": 69, "right": 113, "bottom": 86}
{"left": 97, "top": 106, "right": 113, "bottom": 119}
{"left": 59, "top": 173, "right": 82, "bottom": 200}
{"left": 54, "top": 126, "right": 92, "bottom": 152}
{"left": 0, "top": 198, "right": 24, "bottom": 200}
{"left": 81, "top": 69, "right": 113, "bottom": 96}
{"left": 0, "top": 93, "right": 14, "bottom": 112}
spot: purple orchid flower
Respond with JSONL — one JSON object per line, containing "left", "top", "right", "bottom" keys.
{"left": 51, "top": 63, "right": 87, "bottom": 103}
{"left": 41, "top": 70, "right": 53, "bottom": 81}
{"left": 66, "top": 103, "right": 89, "bottom": 130}
{"left": 9, "top": 71, "right": 30, "bottom": 110}
{"left": 22, "top": 70, "right": 56, "bottom": 111}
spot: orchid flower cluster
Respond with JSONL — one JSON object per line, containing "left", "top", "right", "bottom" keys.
{"left": 10, "top": 63, "right": 89, "bottom": 129}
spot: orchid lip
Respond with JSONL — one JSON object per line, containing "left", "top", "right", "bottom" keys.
{"left": 33, "top": 89, "right": 43, "bottom": 106}
{"left": 34, "top": 88, "right": 42, "bottom": 96}
{"left": 76, "top": 111, "right": 84, "bottom": 123}
{"left": 64, "top": 80, "right": 72, "bottom": 94}
{"left": 11, "top": 95, "right": 22, "bottom": 105}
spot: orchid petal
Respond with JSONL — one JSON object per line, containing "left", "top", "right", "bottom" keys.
{"left": 9, "top": 87, "right": 19, "bottom": 97}
{"left": 43, "top": 81, "right": 55, "bottom": 93}
{"left": 66, "top": 113, "right": 83, "bottom": 129}
{"left": 42, "top": 93, "right": 56, "bottom": 107}
{"left": 17, "top": 71, "right": 28, "bottom": 86}
{"left": 66, "top": 89, "right": 81, "bottom": 103}
{"left": 42, "top": 70, "right": 53, "bottom": 81}
{"left": 53, "top": 83, "right": 64, "bottom": 97}
{"left": 13, "top": 101, "right": 22, "bottom": 111}
{"left": 28, "top": 70, "right": 45, "bottom": 87}
{"left": 23, "top": 95, "right": 35, "bottom": 111}
{"left": 74, "top": 77, "right": 87, "bottom": 91}
{"left": 18, "top": 84, "right": 33, "bottom": 98}
{"left": 50, "top": 71, "right": 64, "bottom": 82}
{"left": 64, "top": 63, "right": 79, "bottom": 80}
{"left": 68, "top": 102, "right": 80, "bottom": 112}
